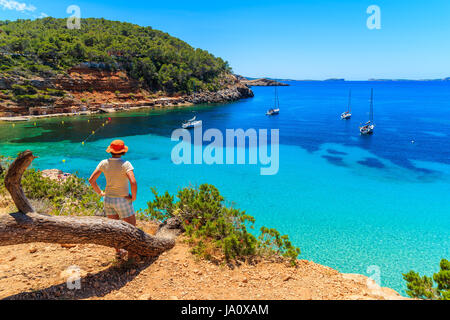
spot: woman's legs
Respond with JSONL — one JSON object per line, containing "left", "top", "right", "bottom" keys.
{"left": 107, "top": 199, "right": 137, "bottom": 260}
{"left": 122, "top": 215, "right": 139, "bottom": 260}
{"left": 107, "top": 214, "right": 121, "bottom": 254}
{"left": 122, "top": 214, "right": 136, "bottom": 226}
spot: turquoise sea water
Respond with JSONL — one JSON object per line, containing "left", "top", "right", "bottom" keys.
{"left": 1, "top": 81, "right": 449, "bottom": 295}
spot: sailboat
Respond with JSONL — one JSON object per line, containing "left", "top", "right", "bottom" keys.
{"left": 359, "top": 89, "right": 375, "bottom": 135}
{"left": 341, "top": 89, "right": 352, "bottom": 120}
{"left": 182, "top": 115, "right": 202, "bottom": 129}
{"left": 266, "top": 85, "right": 280, "bottom": 116}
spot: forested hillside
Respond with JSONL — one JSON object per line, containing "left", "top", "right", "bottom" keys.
{"left": 0, "top": 18, "right": 231, "bottom": 94}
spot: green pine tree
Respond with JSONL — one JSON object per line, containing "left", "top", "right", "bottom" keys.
{"left": 403, "top": 259, "right": 450, "bottom": 300}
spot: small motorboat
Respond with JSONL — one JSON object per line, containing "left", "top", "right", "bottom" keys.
{"left": 266, "top": 108, "right": 280, "bottom": 116}
{"left": 182, "top": 116, "right": 202, "bottom": 129}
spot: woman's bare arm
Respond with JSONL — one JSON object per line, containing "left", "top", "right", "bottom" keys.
{"left": 88, "top": 169, "right": 105, "bottom": 196}
{"left": 126, "top": 170, "right": 137, "bottom": 201}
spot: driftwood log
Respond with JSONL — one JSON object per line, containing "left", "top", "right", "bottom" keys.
{"left": 0, "top": 150, "right": 178, "bottom": 257}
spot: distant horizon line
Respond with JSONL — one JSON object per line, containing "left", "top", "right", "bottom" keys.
{"left": 240, "top": 75, "right": 450, "bottom": 82}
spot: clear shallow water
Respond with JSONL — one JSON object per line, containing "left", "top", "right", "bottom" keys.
{"left": 1, "top": 81, "right": 449, "bottom": 295}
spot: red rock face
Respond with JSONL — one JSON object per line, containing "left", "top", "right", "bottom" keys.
{"left": 56, "top": 67, "right": 140, "bottom": 93}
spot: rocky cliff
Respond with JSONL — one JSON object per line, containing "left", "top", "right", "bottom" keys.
{"left": 0, "top": 67, "right": 254, "bottom": 117}
{"left": 187, "top": 74, "right": 254, "bottom": 104}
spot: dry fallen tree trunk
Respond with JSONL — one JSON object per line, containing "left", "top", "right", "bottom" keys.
{"left": 4, "top": 150, "right": 36, "bottom": 214}
{"left": 0, "top": 150, "right": 177, "bottom": 257}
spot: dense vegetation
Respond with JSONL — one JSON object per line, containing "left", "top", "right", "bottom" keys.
{"left": 141, "top": 184, "right": 301, "bottom": 266}
{"left": 1, "top": 84, "right": 66, "bottom": 106}
{"left": 0, "top": 18, "right": 231, "bottom": 93}
{"left": 403, "top": 259, "right": 450, "bottom": 300}
{"left": 0, "top": 156, "right": 102, "bottom": 216}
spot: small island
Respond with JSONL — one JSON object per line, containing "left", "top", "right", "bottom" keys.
{"left": 237, "top": 76, "right": 290, "bottom": 87}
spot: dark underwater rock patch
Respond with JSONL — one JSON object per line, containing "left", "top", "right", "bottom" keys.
{"left": 326, "top": 149, "right": 348, "bottom": 156}
{"left": 322, "top": 155, "right": 347, "bottom": 167}
{"left": 357, "top": 158, "right": 385, "bottom": 169}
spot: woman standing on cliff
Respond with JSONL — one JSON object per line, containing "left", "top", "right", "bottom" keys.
{"left": 88, "top": 139, "right": 138, "bottom": 260}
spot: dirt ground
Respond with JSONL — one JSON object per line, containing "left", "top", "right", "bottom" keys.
{"left": 0, "top": 200, "right": 406, "bottom": 300}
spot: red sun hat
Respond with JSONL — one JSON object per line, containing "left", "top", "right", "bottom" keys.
{"left": 106, "top": 140, "right": 129, "bottom": 154}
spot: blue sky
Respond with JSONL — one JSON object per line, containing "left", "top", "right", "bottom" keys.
{"left": 1, "top": 0, "right": 450, "bottom": 80}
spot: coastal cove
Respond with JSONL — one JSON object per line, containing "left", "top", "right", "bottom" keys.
{"left": 1, "top": 81, "right": 449, "bottom": 296}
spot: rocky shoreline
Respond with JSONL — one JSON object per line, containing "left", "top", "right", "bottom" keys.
{"left": 0, "top": 69, "right": 254, "bottom": 120}
{"left": 237, "top": 76, "right": 289, "bottom": 87}
{"left": 186, "top": 82, "right": 254, "bottom": 104}
{"left": 0, "top": 82, "right": 254, "bottom": 122}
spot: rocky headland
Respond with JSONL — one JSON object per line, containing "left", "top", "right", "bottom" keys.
{"left": 0, "top": 67, "right": 254, "bottom": 120}
{"left": 238, "top": 76, "right": 289, "bottom": 87}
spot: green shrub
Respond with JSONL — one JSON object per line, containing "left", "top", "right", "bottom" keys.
{"left": 0, "top": 158, "right": 102, "bottom": 216}
{"left": 21, "top": 169, "right": 102, "bottom": 216}
{"left": 141, "top": 184, "right": 300, "bottom": 265}
{"left": 258, "top": 227, "right": 301, "bottom": 264}
{"left": 0, "top": 155, "right": 10, "bottom": 195}
{"left": 403, "top": 259, "right": 450, "bottom": 300}
{"left": 11, "top": 83, "right": 37, "bottom": 95}
{"left": 12, "top": 94, "right": 55, "bottom": 104}
{"left": 45, "top": 88, "right": 66, "bottom": 97}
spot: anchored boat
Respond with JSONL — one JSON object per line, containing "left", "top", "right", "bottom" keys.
{"left": 341, "top": 89, "right": 352, "bottom": 120}
{"left": 360, "top": 89, "right": 375, "bottom": 135}
{"left": 266, "top": 108, "right": 280, "bottom": 116}
{"left": 182, "top": 116, "right": 202, "bottom": 129}
{"left": 266, "top": 84, "right": 280, "bottom": 116}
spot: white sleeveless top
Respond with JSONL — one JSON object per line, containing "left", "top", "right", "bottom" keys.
{"left": 96, "top": 158, "right": 134, "bottom": 198}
